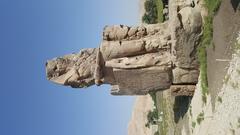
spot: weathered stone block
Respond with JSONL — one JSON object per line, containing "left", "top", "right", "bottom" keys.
{"left": 100, "top": 40, "right": 146, "bottom": 60}
{"left": 103, "top": 25, "right": 129, "bottom": 41}
{"left": 172, "top": 68, "right": 199, "bottom": 84}
{"left": 171, "top": 7, "right": 202, "bottom": 69}
{"left": 105, "top": 52, "right": 172, "bottom": 69}
{"left": 170, "top": 85, "right": 195, "bottom": 96}
{"left": 111, "top": 67, "right": 172, "bottom": 95}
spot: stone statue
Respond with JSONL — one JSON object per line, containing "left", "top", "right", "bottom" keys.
{"left": 46, "top": 0, "right": 202, "bottom": 95}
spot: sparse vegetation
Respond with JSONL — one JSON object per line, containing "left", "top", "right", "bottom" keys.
{"left": 231, "top": 82, "right": 239, "bottom": 89}
{"left": 189, "top": 105, "right": 193, "bottom": 117}
{"left": 147, "top": 108, "right": 159, "bottom": 125}
{"left": 155, "top": 0, "right": 164, "bottom": 22}
{"left": 198, "top": 0, "right": 222, "bottom": 104}
{"left": 233, "top": 39, "right": 240, "bottom": 53}
{"left": 142, "top": 0, "right": 164, "bottom": 24}
{"left": 237, "top": 69, "right": 240, "bottom": 75}
{"left": 217, "top": 96, "right": 222, "bottom": 103}
{"left": 154, "top": 131, "right": 160, "bottom": 135}
{"left": 202, "top": 93, "right": 207, "bottom": 104}
{"left": 196, "top": 112, "right": 205, "bottom": 124}
{"left": 145, "top": 91, "right": 159, "bottom": 134}
{"left": 224, "top": 74, "right": 231, "bottom": 84}
{"left": 149, "top": 91, "right": 157, "bottom": 106}
{"left": 237, "top": 117, "right": 240, "bottom": 128}
{"left": 230, "top": 122, "right": 236, "bottom": 135}
{"left": 192, "top": 121, "right": 196, "bottom": 128}
{"left": 158, "top": 96, "right": 169, "bottom": 135}
{"left": 230, "top": 128, "right": 236, "bottom": 135}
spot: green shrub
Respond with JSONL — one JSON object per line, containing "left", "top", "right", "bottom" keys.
{"left": 217, "top": 96, "right": 222, "bottom": 103}
{"left": 196, "top": 112, "right": 204, "bottom": 124}
{"left": 147, "top": 109, "right": 159, "bottom": 124}
{"left": 145, "top": 108, "right": 159, "bottom": 128}
{"left": 192, "top": 121, "right": 196, "bottom": 128}
{"left": 154, "top": 131, "right": 160, "bottom": 135}
{"left": 156, "top": 0, "right": 164, "bottom": 22}
{"left": 149, "top": 91, "right": 157, "bottom": 106}
{"left": 142, "top": 0, "right": 164, "bottom": 24}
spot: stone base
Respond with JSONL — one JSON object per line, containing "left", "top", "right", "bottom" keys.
{"left": 170, "top": 85, "right": 195, "bottom": 96}
{"left": 111, "top": 67, "right": 172, "bottom": 95}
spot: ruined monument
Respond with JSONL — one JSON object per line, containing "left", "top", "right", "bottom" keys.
{"left": 46, "top": 0, "right": 202, "bottom": 96}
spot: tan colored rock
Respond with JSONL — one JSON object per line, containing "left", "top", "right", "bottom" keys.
{"left": 46, "top": 48, "right": 97, "bottom": 88}
{"left": 170, "top": 85, "right": 195, "bottom": 96}
{"left": 105, "top": 52, "right": 171, "bottom": 69}
{"left": 103, "top": 25, "right": 129, "bottom": 41}
{"left": 100, "top": 40, "right": 146, "bottom": 60}
{"left": 128, "top": 26, "right": 138, "bottom": 37}
{"left": 172, "top": 7, "right": 202, "bottom": 69}
{"left": 145, "top": 22, "right": 168, "bottom": 35}
{"left": 136, "top": 26, "right": 147, "bottom": 38}
{"left": 111, "top": 67, "right": 172, "bottom": 95}
{"left": 172, "top": 67, "right": 199, "bottom": 84}
{"left": 144, "top": 36, "right": 170, "bottom": 52}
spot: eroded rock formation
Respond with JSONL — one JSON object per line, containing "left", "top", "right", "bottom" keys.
{"left": 46, "top": 0, "right": 202, "bottom": 95}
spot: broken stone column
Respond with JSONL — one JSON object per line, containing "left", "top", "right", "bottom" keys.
{"left": 46, "top": 0, "right": 203, "bottom": 96}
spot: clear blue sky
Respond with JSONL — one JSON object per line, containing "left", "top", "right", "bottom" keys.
{"left": 0, "top": 0, "right": 139, "bottom": 135}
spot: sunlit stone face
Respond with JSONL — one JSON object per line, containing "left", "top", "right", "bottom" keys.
{"left": 46, "top": 48, "right": 97, "bottom": 88}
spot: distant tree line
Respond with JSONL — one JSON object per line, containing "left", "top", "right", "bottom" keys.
{"left": 142, "top": 0, "right": 158, "bottom": 24}
{"left": 142, "top": 0, "right": 167, "bottom": 24}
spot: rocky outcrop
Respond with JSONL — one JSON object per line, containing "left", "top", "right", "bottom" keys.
{"left": 46, "top": 0, "right": 203, "bottom": 95}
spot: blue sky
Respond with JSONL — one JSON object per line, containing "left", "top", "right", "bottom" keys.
{"left": 0, "top": 0, "right": 139, "bottom": 135}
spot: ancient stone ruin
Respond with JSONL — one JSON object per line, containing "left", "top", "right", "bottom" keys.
{"left": 46, "top": 0, "right": 202, "bottom": 96}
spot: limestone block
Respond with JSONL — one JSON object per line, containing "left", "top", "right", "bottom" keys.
{"left": 111, "top": 67, "right": 172, "bottom": 95}
{"left": 105, "top": 52, "right": 172, "bottom": 69}
{"left": 136, "top": 26, "right": 147, "bottom": 38}
{"left": 145, "top": 22, "right": 169, "bottom": 35}
{"left": 103, "top": 25, "right": 129, "bottom": 41}
{"left": 172, "top": 7, "right": 202, "bottom": 68}
{"left": 128, "top": 26, "right": 138, "bottom": 37}
{"left": 144, "top": 37, "right": 170, "bottom": 52}
{"left": 100, "top": 40, "right": 146, "bottom": 60}
{"left": 172, "top": 68, "right": 199, "bottom": 84}
{"left": 170, "top": 85, "right": 195, "bottom": 96}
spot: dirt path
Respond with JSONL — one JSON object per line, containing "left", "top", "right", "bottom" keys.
{"left": 207, "top": 0, "right": 240, "bottom": 110}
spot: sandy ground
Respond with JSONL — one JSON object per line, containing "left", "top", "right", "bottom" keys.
{"left": 188, "top": 33, "right": 240, "bottom": 135}
{"left": 128, "top": 95, "right": 155, "bottom": 135}
{"left": 181, "top": 32, "right": 240, "bottom": 135}
{"left": 183, "top": 1, "right": 240, "bottom": 135}
{"left": 207, "top": 47, "right": 240, "bottom": 135}
{"left": 207, "top": 0, "right": 240, "bottom": 110}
